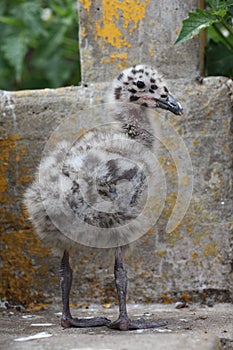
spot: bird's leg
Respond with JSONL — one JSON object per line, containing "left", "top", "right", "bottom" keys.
{"left": 60, "top": 250, "right": 110, "bottom": 328}
{"left": 108, "top": 246, "right": 167, "bottom": 331}
{"left": 108, "top": 246, "right": 129, "bottom": 330}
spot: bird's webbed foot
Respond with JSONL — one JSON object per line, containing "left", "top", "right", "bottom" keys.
{"left": 61, "top": 316, "right": 111, "bottom": 328}
{"left": 108, "top": 315, "right": 168, "bottom": 331}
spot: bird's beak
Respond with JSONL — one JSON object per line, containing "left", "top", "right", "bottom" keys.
{"left": 155, "top": 94, "right": 183, "bottom": 115}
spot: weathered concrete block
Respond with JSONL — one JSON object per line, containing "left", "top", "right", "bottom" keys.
{"left": 0, "top": 76, "right": 232, "bottom": 307}
{"left": 79, "top": 0, "right": 201, "bottom": 82}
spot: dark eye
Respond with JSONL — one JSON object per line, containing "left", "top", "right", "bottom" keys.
{"left": 136, "top": 81, "right": 145, "bottom": 89}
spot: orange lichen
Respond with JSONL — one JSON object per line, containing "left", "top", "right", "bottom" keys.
{"left": 0, "top": 134, "right": 21, "bottom": 202}
{"left": 203, "top": 242, "right": 218, "bottom": 257}
{"left": 157, "top": 250, "right": 167, "bottom": 258}
{"left": 79, "top": 0, "right": 92, "bottom": 12}
{"left": 0, "top": 134, "right": 53, "bottom": 308}
{"left": 101, "top": 52, "right": 128, "bottom": 69}
{"left": 181, "top": 293, "right": 193, "bottom": 302}
{"left": 147, "top": 229, "right": 154, "bottom": 235}
{"left": 161, "top": 293, "right": 175, "bottom": 304}
{"left": 103, "top": 303, "right": 112, "bottom": 309}
{"left": 95, "top": 0, "right": 150, "bottom": 48}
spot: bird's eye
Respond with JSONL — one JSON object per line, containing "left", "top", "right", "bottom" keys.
{"left": 136, "top": 81, "right": 145, "bottom": 89}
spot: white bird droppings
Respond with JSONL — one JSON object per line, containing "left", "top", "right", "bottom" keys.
{"left": 30, "top": 323, "right": 54, "bottom": 326}
{"left": 14, "top": 332, "right": 53, "bottom": 342}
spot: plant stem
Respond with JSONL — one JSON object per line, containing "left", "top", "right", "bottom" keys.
{"left": 222, "top": 18, "right": 233, "bottom": 40}
{"left": 212, "top": 22, "right": 233, "bottom": 51}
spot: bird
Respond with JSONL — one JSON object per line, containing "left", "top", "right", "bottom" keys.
{"left": 24, "top": 64, "right": 183, "bottom": 331}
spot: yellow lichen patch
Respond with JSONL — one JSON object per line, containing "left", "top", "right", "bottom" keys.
{"left": 203, "top": 241, "right": 218, "bottom": 257}
{"left": 186, "top": 225, "right": 193, "bottom": 233}
{"left": 0, "top": 134, "right": 53, "bottom": 307}
{"left": 69, "top": 302, "right": 78, "bottom": 307}
{"left": 192, "top": 252, "right": 198, "bottom": 259}
{"left": 157, "top": 250, "right": 167, "bottom": 258}
{"left": 149, "top": 48, "right": 155, "bottom": 57}
{"left": 181, "top": 293, "right": 193, "bottom": 302}
{"left": 0, "top": 228, "right": 51, "bottom": 308}
{"left": 168, "top": 228, "right": 181, "bottom": 247}
{"left": 79, "top": 0, "right": 92, "bottom": 12}
{"left": 80, "top": 26, "right": 87, "bottom": 38}
{"left": 102, "top": 52, "right": 128, "bottom": 70}
{"left": 147, "top": 228, "right": 154, "bottom": 235}
{"left": 28, "top": 303, "right": 51, "bottom": 312}
{"left": 161, "top": 293, "right": 175, "bottom": 304}
{"left": 103, "top": 302, "right": 112, "bottom": 309}
{"left": 96, "top": 0, "right": 150, "bottom": 48}
{"left": 0, "top": 134, "right": 21, "bottom": 202}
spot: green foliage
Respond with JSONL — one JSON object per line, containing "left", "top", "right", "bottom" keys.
{"left": 0, "top": 0, "right": 80, "bottom": 90}
{"left": 175, "top": 0, "right": 233, "bottom": 77}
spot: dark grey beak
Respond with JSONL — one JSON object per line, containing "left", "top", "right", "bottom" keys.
{"left": 156, "top": 94, "right": 183, "bottom": 115}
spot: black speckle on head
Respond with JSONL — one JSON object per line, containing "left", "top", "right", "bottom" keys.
{"left": 128, "top": 88, "right": 137, "bottom": 94}
{"left": 141, "top": 102, "right": 148, "bottom": 107}
{"left": 149, "top": 89, "right": 155, "bottom": 94}
{"left": 138, "top": 69, "right": 144, "bottom": 73}
{"left": 150, "top": 78, "right": 155, "bottom": 83}
{"left": 123, "top": 81, "right": 129, "bottom": 85}
{"left": 145, "top": 71, "right": 149, "bottom": 76}
{"left": 160, "top": 94, "right": 167, "bottom": 99}
{"left": 130, "top": 95, "right": 140, "bottom": 101}
{"left": 136, "top": 81, "right": 145, "bottom": 89}
{"left": 164, "top": 86, "right": 169, "bottom": 93}
{"left": 117, "top": 72, "right": 123, "bottom": 81}
{"left": 128, "top": 76, "right": 133, "bottom": 81}
{"left": 132, "top": 69, "right": 137, "bottom": 74}
{"left": 151, "top": 84, "right": 158, "bottom": 90}
{"left": 114, "top": 86, "right": 122, "bottom": 100}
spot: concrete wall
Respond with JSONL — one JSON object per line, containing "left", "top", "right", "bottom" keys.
{"left": 0, "top": 0, "right": 232, "bottom": 309}
{"left": 79, "top": 0, "right": 200, "bottom": 82}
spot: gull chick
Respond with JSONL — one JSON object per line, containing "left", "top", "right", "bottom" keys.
{"left": 24, "top": 64, "right": 182, "bottom": 330}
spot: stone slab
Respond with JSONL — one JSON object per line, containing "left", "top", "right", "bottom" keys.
{"left": 1, "top": 303, "right": 232, "bottom": 350}
{"left": 0, "top": 76, "right": 232, "bottom": 307}
{"left": 78, "top": 0, "right": 201, "bottom": 82}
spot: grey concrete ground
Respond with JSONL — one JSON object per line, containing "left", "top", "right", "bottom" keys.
{"left": 0, "top": 303, "right": 232, "bottom": 350}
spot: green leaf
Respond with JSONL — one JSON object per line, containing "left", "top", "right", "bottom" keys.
{"left": 226, "top": 0, "right": 233, "bottom": 8}
{"left": 2, "top": 34, "right": 29, "bottom": 82}
{"left": 211, "top": 8, "right": 227, "bottom": 17}
{"left": 206, "top": 0, "right": 233, "bottom": 10}
{"left": 0, "top": 16, "right": 21, "bottom": 26}
{"left": 0, "top": 0, "right": 80, "bottom": 89}
{"left": 11, "top": 2, "right": 47, "bottom": 37}
{"left": 175, "top": 9, "right": 219, "bottom": 44}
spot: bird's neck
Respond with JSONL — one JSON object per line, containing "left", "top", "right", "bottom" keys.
{"left": 114, "top": 103, "right": 154, "bottom": 149}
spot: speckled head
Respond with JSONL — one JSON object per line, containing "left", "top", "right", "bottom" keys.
{"left": 112, "top": 64, "right": 183, "bottom": 116}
